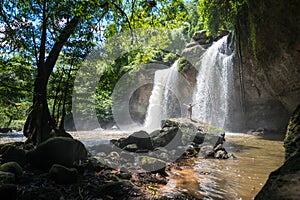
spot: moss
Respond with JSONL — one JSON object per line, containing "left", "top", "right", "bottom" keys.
{"left": 284, "top": 104, "right": 300, "bottom": 160}
{"left": 25, "top": 137, "right": 87, "bottom": 170}
{"left": 0, "top": 162, "right": 23, "bottom": 177}
{"left": 49, "top": 164, "right": 78, "bottom": 185}
{"left": 138, "top": 156, "right": 166, "bottom": 173}
{"left": 177, "top": 57, "right": 193, "bottom": 73}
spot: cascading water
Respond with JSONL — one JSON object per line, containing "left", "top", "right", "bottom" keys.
{"left": 162, "top": 60, "right": 180, "bottom": 119}
{"left": 144, "top": 34, "right": 234, "bottom": 132}
{"left": 143, "top": 68, "right": 170, "bottom": 131}
{"left": 192, "top": 34, "right": 234, "bottom": 130}
{"left": 144, "top": 61, "right": 181, "bottom": 132}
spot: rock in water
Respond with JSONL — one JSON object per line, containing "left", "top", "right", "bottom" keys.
{"left": 255, "top": 104, "right": 300, "bottom": 199}
{"left": 150, "top": 127, "right": 181, "bottom": 149}
{"left": 49, "top": 164, "right": 78, "bottom": 184}
{"left": 138, "top": 156, "right": 166, "bottom": 174}
{"left": 284, "top": 104, "right": 300, "bottom": 160}
{"left": 25, "top": 137, "right": 88, "bottom": 170}
{"left": 255, "top": 151, "right": 300, "bottom": 199}
{"left": 118, "top": 131, "right": 153, "bottom": 151}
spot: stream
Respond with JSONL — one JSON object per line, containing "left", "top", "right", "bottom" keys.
{"left": 159, "top": 133, "right": 285, "bottom": 199}
{"left": 0, "top": 131, "right": 284, "bottom": 199}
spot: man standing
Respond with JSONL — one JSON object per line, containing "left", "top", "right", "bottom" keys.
{"left": 184, "top": 103, "right": 197, "bottom": 120}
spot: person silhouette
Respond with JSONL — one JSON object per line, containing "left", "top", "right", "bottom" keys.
{"left": 184, "top": 103, "right": 197, "bottom": 119}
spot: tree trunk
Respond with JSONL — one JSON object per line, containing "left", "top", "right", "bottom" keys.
{"left": 24, "top": 70, "right": 52, "bottom": 145}
{"left": 23, "top": 16, "right": 80, "bottom": 145}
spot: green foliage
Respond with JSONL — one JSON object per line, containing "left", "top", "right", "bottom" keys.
{"left": 0, "top": 55, "right": 34, "bottom": 129}
{"left": 199, "top": 0, "right": 246, "bottom": 34}
{"left": 0, "top": 0, "right": 203, "bottom": 128}
{"left": 177, "top": 57, "right": 192, "bottom": 73}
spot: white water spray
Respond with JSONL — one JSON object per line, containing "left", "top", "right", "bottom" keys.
{"left": 192, "top": 35, "right": 234, "bottom": 129}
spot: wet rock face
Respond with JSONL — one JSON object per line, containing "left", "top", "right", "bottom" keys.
{"left": 192, "top": 30, "right": 213, "bottom": 45}
{"left": 284, "top": 104, "right": 300, "bottom": 160}
{"left": 255, "top": 151, "right": 300, "bottom": 200}
{"left": 236, "top": 0, "right": 300, "bottom": 132}
{"left": 255, "top": 105, "right": 300, "bottom": 199}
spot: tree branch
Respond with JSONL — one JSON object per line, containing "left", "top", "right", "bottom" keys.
{"left": 38, "top": 0, "right": 47, "bottom": 69}
{"left": 45, "top": 16, "right": 80, "bottom": 76}
{"left": 110, "top": 1, "right": 132, "bottom": 30}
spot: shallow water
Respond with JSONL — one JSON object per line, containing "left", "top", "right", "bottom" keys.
{"left": 159, "top": 133, "right": 285, "bottom": 199}
{"left": 0, "top": 130, "right": 284, "bottom": 199}
{"left": 0, "top": 130, "right": 130, "bottom": 146}
{"left": 69, "top": 130, "right": 130, "bottom": 146}
{"left": 0, "top": 132, "right": 26, "bottom": 144}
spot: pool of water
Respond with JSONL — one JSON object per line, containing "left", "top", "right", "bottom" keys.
{"left": 0, "top": 130, "right": 285, "bottom": 199}
{"left": 159, "top": 133, "right": 285, "bottom": 199}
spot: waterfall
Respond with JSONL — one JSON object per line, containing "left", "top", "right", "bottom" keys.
{"left": 162, "top": 60, "right": 180, "bottom": 119}
{"left": 192, "top": 35, "right": 234, "bottom": 129}
{"left": 143, "top": 61, "right": 180, "bottom": 132}
{"left": 143, "top": 68, "right": 170, "bottom": 131}
{"left": 144, "top": 34, "right": 234, "bottom": 132}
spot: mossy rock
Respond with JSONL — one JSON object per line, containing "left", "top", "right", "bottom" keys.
{"left": 255, "top": 151, "right": 300, "bottom": 199}
{"left": 49, "top": 164, "right": 78, "bottom": 185}
{"left": 0, "top": 171, "right": 15, "bottom": 184}
{"left": 161, "top": 119, "right": 180, "bottom": 128}
{"left": 0, "top": 162, "right": 23, "bottom": 177}
{"left": 118, "top": 131, "right": 153, "bottom": 151}
{"left": 0, "top": 145, "right": 25, "bottom": 165}
{"left": 138, "top": 156, "right": 166, "bottom": 173}
{"left": 0, "top": 184, "right": 17, "bottom": 200}
{"left": 25, "top": 137, "right": 88, "bottom": 170}
{"left": 150, "top": 127, "right": 181, "bottom": 149}
{"left": 284, "top": 104, "right": 300, "bottom": 160}
{"left": 177, "top": 57, "right": 193, "bottom": 73}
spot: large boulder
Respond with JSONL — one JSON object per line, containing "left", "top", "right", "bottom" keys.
{"left": 0, "top": 144, "right": 25, "bottom": 165}
{"left": 0, "top": 171, "right": 15, "bottom": 184}
{"left": 0, "top": 162, "right": 23, "bottom": 177}
{"left": 150, "top": 127, "right": 182, "bottom": 149}
{"left": 138, "top": 156, "right": 167, "bottom": 174}
{"left": 25, "top": 137, "right": 88, "bottom": 170}
{"left": 284, "top": 104, "right": 300, "bottom": 160}
{"left": 118, "top": 131, "right": 153, "bottom": 151}
{"left": 255, "top": 151, "right": 300, "bottom": 199}
{"left": 214, "top": 30, "right": 230, "bottom": 41}
{"left": 192, "top": 30, "right": 213, "bottom": 45}
{"left": 49, "top": 164, "right": 78, "bottom": 184}
{"left": 151, "top": 119, "right": 222, "bottom": 149}
{"left": 255, "top": 105, "right": 300, "bottom": 199}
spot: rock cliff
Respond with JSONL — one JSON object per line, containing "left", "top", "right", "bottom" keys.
{"left": 235, "top": 0, "right": 300, "bottom": 132}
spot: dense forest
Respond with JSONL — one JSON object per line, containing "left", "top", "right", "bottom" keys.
{"left": 0, "top": 0, "right": 246, "bottom": 143}
{"left": 0, "top": 0, "right": 299, "bottom": 199}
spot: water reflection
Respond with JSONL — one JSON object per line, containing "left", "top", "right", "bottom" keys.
{"left": 160, "top": 133, "right": 285, "bottom": 199}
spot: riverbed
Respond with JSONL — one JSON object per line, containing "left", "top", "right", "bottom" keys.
{"left": 0, "top": 131, "right": 285, "bottom": 199}
{"left": 159, "top": 133, "right": 285, "bottom": 199}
